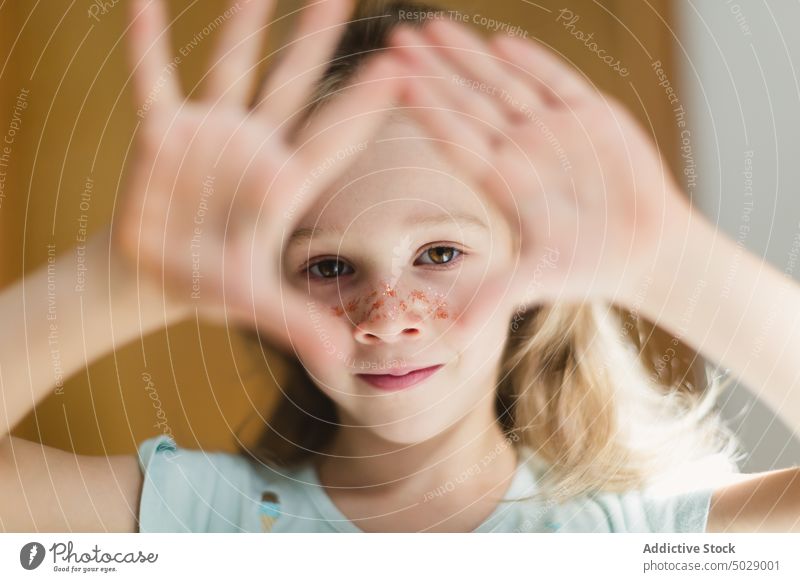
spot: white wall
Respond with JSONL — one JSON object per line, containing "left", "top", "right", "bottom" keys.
{"left": 678, "top": 0, "right": 800, "bottom": 471}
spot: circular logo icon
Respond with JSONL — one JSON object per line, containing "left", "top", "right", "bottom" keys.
{"left": 20, "top": 542, "right": 46, "bottom": 570}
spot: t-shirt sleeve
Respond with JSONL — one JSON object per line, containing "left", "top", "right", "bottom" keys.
{"left": 136, "top": 434, "right": 260, "bottom": 533}
{"left": 562, "top": 487, "right": 715, "bottom": 532}
{"left": 638, "top": 487, "right": 715, "bottom": 533}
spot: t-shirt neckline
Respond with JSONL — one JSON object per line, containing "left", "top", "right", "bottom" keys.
{"left": 294, "top": 448, "right": 534, "bottom": 533}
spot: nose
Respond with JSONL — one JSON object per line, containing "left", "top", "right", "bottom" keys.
{"left": 353, "top": 312, "right": 424, "bottom": 345}
{"left": 351, "top": 284, "right": 427, "bottom": 345}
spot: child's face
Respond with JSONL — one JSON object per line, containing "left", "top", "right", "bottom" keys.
{"left": 283, "top": 115, "right": 518, "bottom": 445}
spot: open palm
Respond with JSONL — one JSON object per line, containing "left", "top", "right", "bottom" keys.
{"left": 389, "top": 19, "right": 695, "bottom": 313}
{"left": 114, "top": 0, "right": 405, "bottom": 357}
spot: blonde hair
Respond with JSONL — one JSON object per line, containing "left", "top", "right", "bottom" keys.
{"left": 497, "top": 302, "right": 739, "bottom": 500}
{"left": 237, "top": 0, "right": 741, "bottom": 503}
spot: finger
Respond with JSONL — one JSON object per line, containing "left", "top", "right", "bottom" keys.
{"left": 127, "top": 0, "right": 181, "bottom": 114}
{"left": 422, "top": 19, "right": 545, "bottom": 116}
{"left": 224, "top": 224, "right": 348, "bottom": 362}
{"left": 490, "top": 34, "right": 593, "bottom": 107}
{"left": 288, "top": 54, "right": 409, "bottom": 197}
{"left": 395, "top": 74, "right": 493, "bottom": 182}
{"left": 201, "top": 0, "right": 277, "bottom": 105}
{"left": 254, "top": 0, "right": 354, "bottom": 122}
{"left": 387, "top": 26, "right": 509, "bottom": 131}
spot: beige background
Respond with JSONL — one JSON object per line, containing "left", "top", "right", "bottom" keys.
{"left": 0, "top": 0, "right": 679, "bottom": 454}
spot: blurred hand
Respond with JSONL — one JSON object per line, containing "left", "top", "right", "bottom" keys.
{"left": 114, "top": 0, "right": 405, "bottom": 354}
{"left": 388, "top": 20, "right": 694, "bottom": 310}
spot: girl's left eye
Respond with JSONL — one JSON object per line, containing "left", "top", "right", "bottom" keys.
{"left": 415, "top": 245, "right": 463, "bottom": 266}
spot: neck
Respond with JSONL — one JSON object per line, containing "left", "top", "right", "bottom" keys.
{"left": 316, "top": 401, "right": 518, "bottom": 497}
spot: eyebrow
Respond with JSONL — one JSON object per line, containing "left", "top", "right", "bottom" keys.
{"left": 287, "top": 212, "right": 489, "bottom": 246}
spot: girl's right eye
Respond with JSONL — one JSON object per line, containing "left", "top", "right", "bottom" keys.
{"left": 306, "top": 258, "right": 354, "bottom": 280}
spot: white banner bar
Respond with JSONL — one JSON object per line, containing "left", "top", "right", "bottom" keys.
{"left": 1, "top": 533, "right": 799, "bottom": 581}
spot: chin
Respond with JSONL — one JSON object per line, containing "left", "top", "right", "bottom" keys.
{"left": 360, "top": 410, "right": 459, "bottom": 447}
{"left": 360, "top": 404, "right": 467, "bottom": 446}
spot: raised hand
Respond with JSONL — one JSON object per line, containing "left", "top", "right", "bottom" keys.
{"left": 115, "top": 0, "right": 405, "bottom": 355}
{"left": 388, "top": 19, "right": 695, "bottom": 309}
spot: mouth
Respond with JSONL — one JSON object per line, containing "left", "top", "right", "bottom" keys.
{"left": 356, "top": 364, "right": 444, "bottom": 391}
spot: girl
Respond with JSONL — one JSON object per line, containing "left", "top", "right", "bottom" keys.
{"left": 1, "top": 0, "right": 799, "bottom": 533}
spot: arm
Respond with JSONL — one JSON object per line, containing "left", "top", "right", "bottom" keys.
{"left": 0, "top": 0, "right": 395, "bottom": 531}
{"left": 632, "top": 212, "right": 800, "bottom": 440}
{"left": 0, "top": 228, "right": 189, "bottom": 441}
{"left": 388, "top": 19, "right": 800, "bottom": 420}
{"left": 633, "top": 214, "right": 800, "bottom": 532}
{"left": 707, "top": 467, "right": 800, "bottom": 532}
{"left": 384, "top": 19, "right": 800, "bottom": 531}
{"left": 0, "top": 229, "right": 185, "bottom": 531}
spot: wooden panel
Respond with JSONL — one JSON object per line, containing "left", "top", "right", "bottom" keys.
{"left": 0, "top": 2, "right": 21, "bottom": 286}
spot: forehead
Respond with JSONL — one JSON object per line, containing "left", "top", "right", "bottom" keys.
{"left": 296, "top": 115, "right": 492, "bottom": 227}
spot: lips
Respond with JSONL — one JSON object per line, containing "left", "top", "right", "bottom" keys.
{"left": 356, "top": 364, "right": 444, "bottom": 391}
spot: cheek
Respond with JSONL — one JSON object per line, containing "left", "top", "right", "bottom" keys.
{"left": 299, "top": 359, "right": 356, "bottom": 405}
{"left": 444, "top": 297, "right": 515, "bottom": 365}
{"left": 290, "top": 312, "right": 356, "bottom": 375}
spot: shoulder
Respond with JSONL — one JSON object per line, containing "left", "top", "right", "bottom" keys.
{"left": 511, "top": 486, "right": 715, "bottom": 533}
{"left": 137, "top": 434, "right": 294, "bottom": 532}
{"left": 511, "top": 451, "right": 715, "bottom": 533}
{"left": 706, "top": 467, "right": 800, "bottom": 532}
{"left": 573, "top": 487, "right": 715, "bottom": 533}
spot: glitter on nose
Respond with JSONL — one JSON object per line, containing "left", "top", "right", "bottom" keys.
{"left": 419, "top": 286, "right": 449, "bottom": 320}
{"left": 328, "top": 281, "right": 450, "bottom": 321}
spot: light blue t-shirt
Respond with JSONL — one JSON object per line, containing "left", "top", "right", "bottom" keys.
{"left": 136, "top": 433, "right": 714, "bottom": 533}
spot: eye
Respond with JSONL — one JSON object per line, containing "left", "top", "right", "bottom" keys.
{"left": 306, "top": 258, "right": 354, "bottom": 279}
{"left": 415, "top": 245, "right": 463, "bottom": 266}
